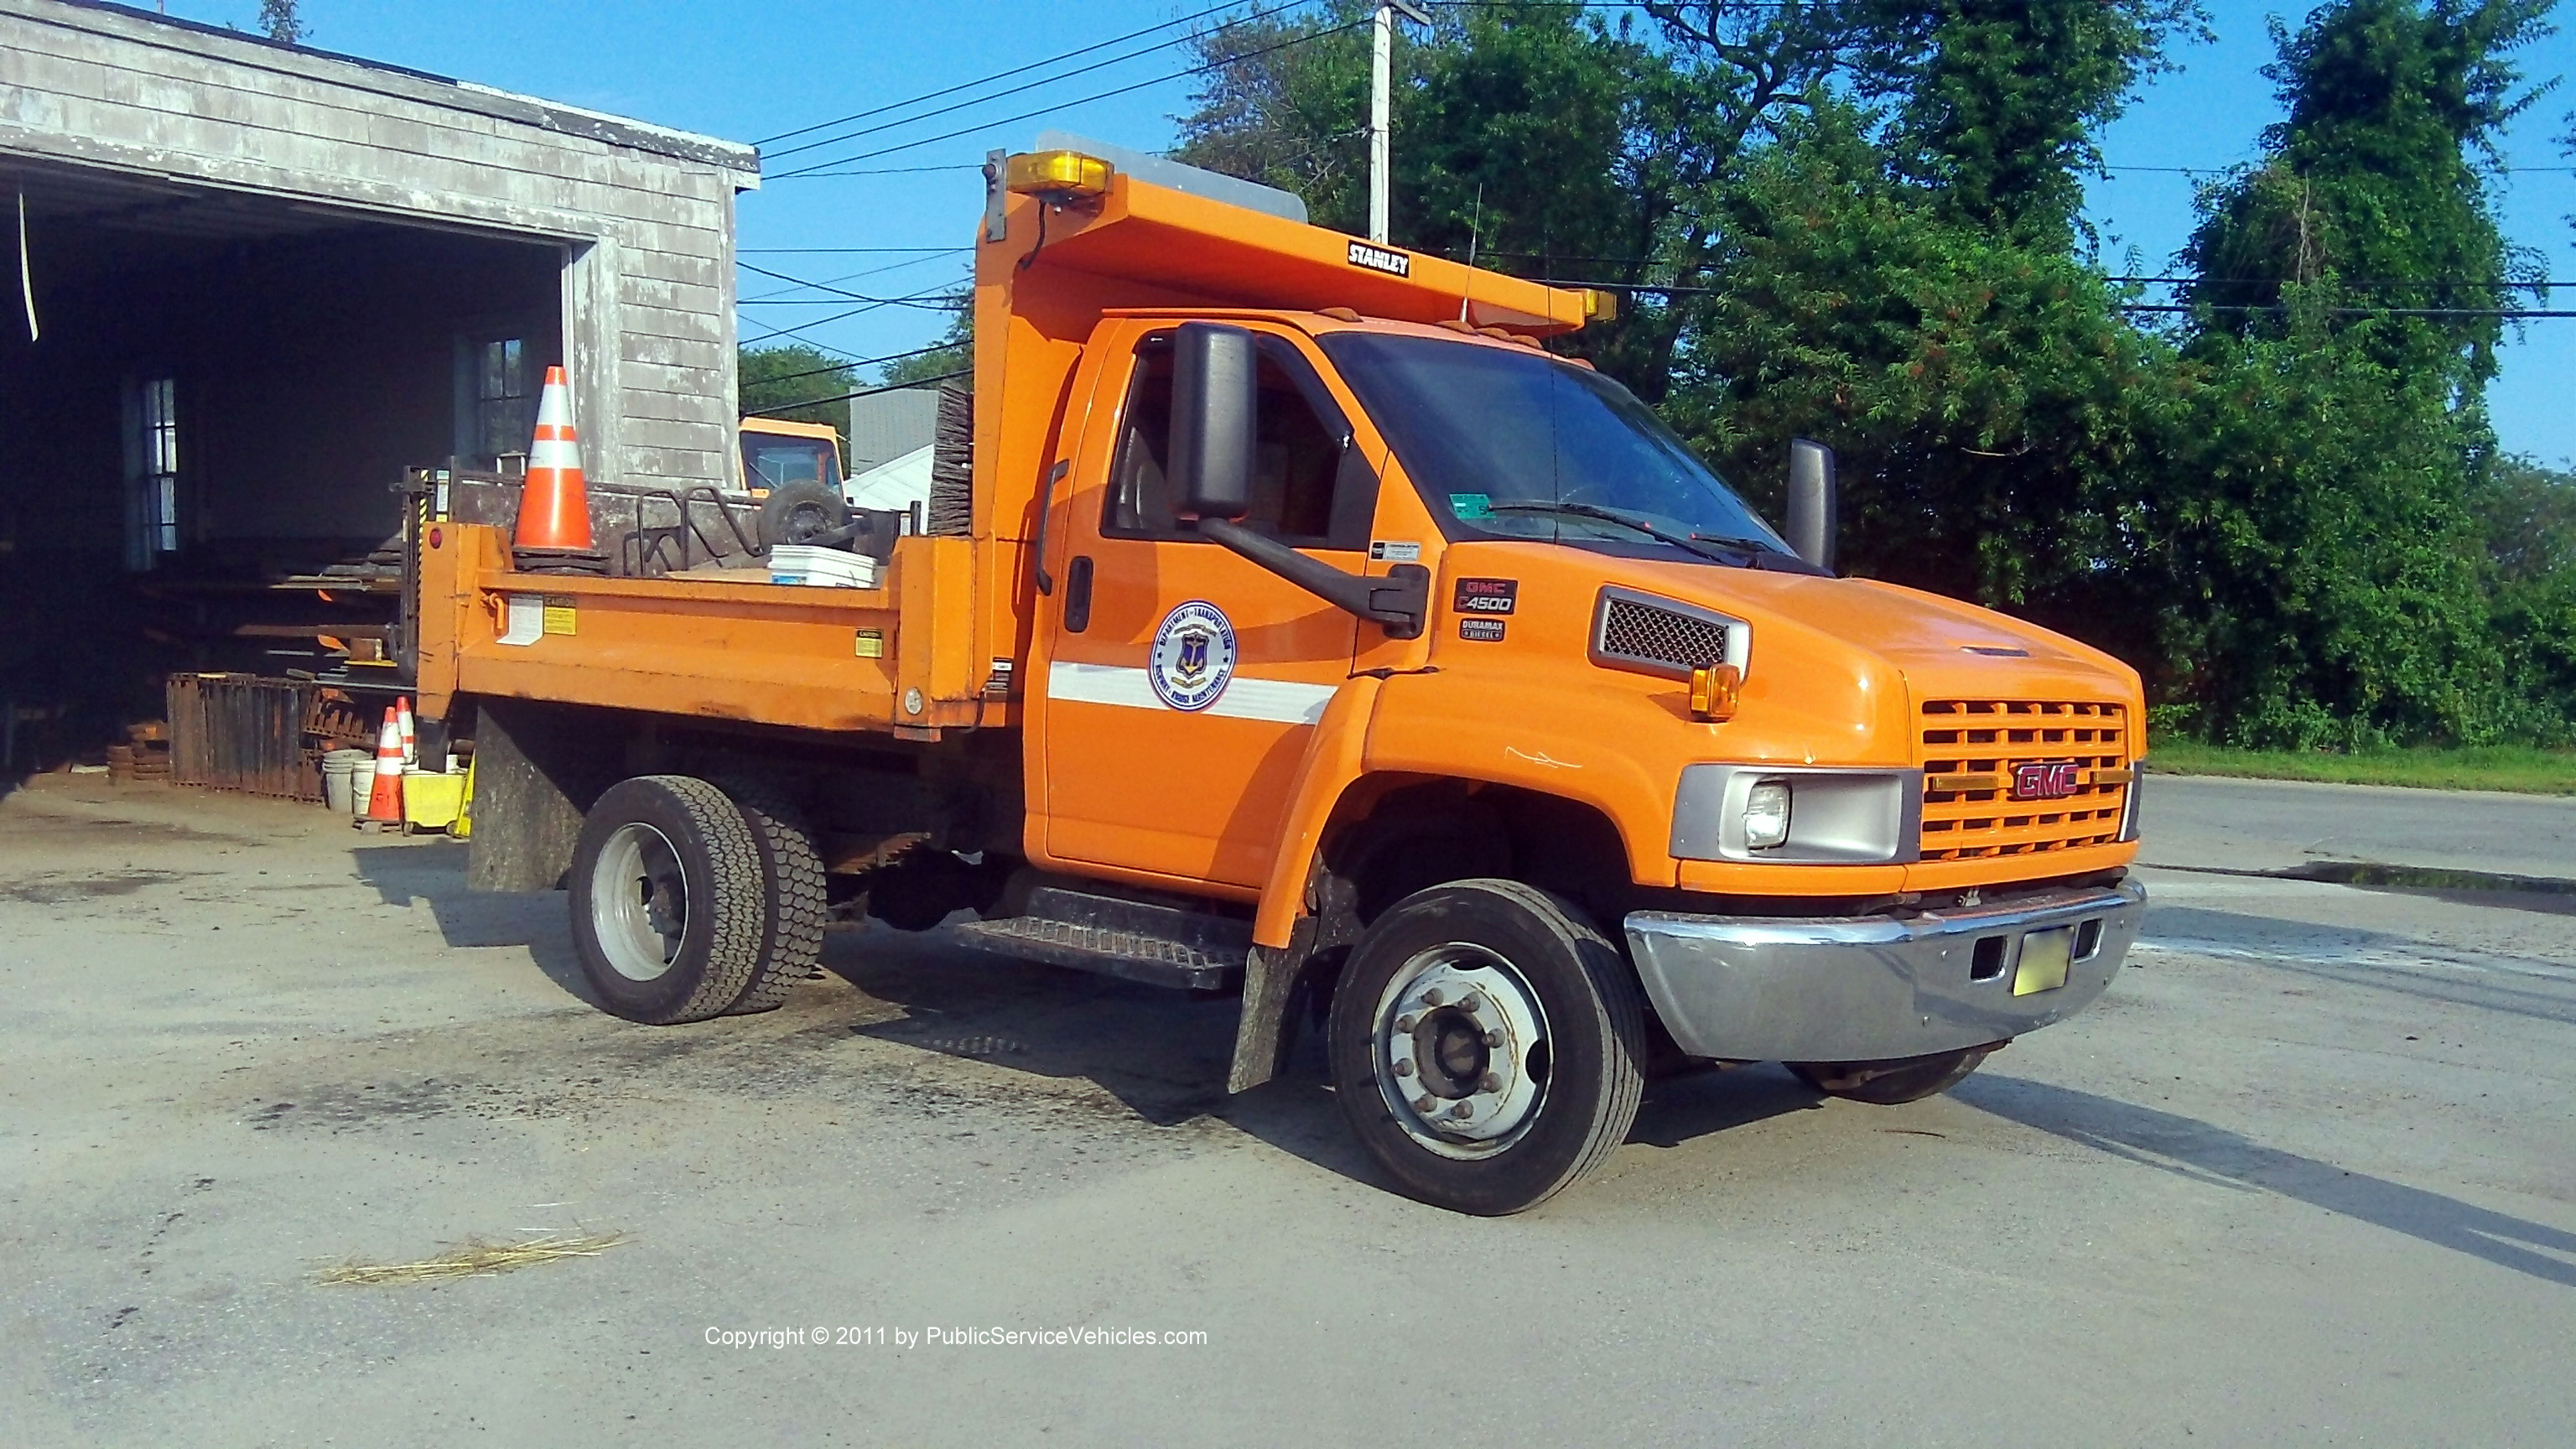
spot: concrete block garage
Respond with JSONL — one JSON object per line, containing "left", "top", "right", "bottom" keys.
{"left": 0, "top": 0, "right": 758, "bottom": 777}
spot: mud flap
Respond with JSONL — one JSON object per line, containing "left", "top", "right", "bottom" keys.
{"left": 1227, "top": 924, "right": 1317, "bottom": 1093}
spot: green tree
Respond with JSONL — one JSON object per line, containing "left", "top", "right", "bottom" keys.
{"left": 2184, "top": 0, "right": 2553, "bottom": 391}
{"left": 1669, "top": 102, "right": 2173, "bottom": 629}
{"left": 739, "top": 344, "right": 853, "bottom": 436}
{"left": 2151, "top": 301, "right": 2513, "bottom": 747}
{"left": 2158, "top": 0, "right": 2558, "bottom": 745}
{"left": 258, "top": 0, "right": 307, "bottom": 45}
{"left": 2476, "top": 458, "right": 2576, "bottom": 739}
{"left": 1852, "top": 0, "right": 2206, "bottom": 243}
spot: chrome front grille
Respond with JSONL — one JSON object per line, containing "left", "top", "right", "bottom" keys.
{"left": 1592, "top": 588, "right": 1739, "bottom": 678}
{"left": 1918, "top": 699, "right": 2130, "bottom": 861}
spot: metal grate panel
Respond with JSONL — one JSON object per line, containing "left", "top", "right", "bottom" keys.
{"left": 1917, "top": 699, "right": 2130, "bottom": 861}
{"left": 1597, "top": 595, "right": 1731, "bottom": 676}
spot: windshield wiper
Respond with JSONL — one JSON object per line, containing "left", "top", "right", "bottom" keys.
{"left": 1483, "top": 501, "right": 1761, "bottom": 566}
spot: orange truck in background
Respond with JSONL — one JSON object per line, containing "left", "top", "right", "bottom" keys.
{"left": 414, "top": 143, "right": 2147, "bottom": 1215}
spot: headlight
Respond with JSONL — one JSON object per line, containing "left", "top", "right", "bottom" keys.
{"left": 1670, "top": 765, "right": 1923, "bottom": 865}
{"left": 1743, "top": 780, "right": 1792, "bottom": 849}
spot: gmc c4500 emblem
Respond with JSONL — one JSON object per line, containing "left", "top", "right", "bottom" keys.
{"left": 2011, "top": 761, "right": 2083, "bottom": 801}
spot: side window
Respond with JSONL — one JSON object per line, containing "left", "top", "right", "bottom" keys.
{"left": 473, "top": 337, "right": 534, "bottom": 464}
{"left": 1105, "top": 332, "right": 1374, "bottom": 549}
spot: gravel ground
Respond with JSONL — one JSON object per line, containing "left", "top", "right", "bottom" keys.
{"left": 3, "top": 773, "right": 2570, "bottom": 1446}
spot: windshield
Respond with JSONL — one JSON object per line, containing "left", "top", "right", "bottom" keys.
{"left": 1317, "top": 332, "right": 1791, "bottom": 562}
{"left": 740, "top": 436, "right": 840, "bottom": 494}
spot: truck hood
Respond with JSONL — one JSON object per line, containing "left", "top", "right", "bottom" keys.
{"left": 1436, "top": 543, "right": 2145, "bottom": 770}
{"left": 1613, "top": 553, "right": 2141, "bottom": 711}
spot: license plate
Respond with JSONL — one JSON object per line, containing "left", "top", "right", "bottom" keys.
{"left": 2012, "top": 927, "right": 2074, "bottom": 996}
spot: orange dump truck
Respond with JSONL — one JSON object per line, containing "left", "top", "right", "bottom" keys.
{"left": 416, "top": 145, "right": 2147, "bottom": 1215}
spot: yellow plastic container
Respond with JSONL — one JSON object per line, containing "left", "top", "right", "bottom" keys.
{"left": 402, "top": 770, "right": 466, "bottom": 833}
{"left": 451, "top": 755, "right": 475, "bottom": 839}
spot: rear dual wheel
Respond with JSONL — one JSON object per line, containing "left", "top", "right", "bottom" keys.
{"left": 1328, "top": 880, "right": 1647, "bottom": 1217}
{"left": 569, "top": 774, "right": 824, "bottom": 1024}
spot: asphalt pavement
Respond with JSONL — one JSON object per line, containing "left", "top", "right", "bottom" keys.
{"left": 2, "top": 772, "right": 2570, "bottom": 1446}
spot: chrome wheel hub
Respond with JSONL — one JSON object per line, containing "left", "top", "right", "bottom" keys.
{"left": 1372, "top": 943, "right": 1550, "bottom": 1159}
{"left": 591, "top": 821, "right": 688, "bottom": 982}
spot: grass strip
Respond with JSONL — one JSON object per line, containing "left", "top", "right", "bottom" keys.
{"left": 2148, "top": 740, "right": 2576, "bottom": 795}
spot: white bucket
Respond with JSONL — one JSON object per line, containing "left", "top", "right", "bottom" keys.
{"left": 323, "top": 748, "right": 371, "bottom": 815}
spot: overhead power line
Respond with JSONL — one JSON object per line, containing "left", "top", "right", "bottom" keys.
{"left": 743, "top": 369, "right": 975, "bottom": 419}
{"left": 740, "top": 247, "right": 967, "bottom": 256}
{"left": 764, "top": 1, "right": 1312, "bottom": 166}
{"left": 772, "top": 17, "right": 1374, "bottom": 180}
{"left": 737, "top": 286, "right": 963, "bottom": 348}
{"left": 739, "top": 342, "right": 973, "bottom": 392}
{"left": 754, "top": 0, "right": 1248, "bottom": 148}
{"left": 1546, "top": 278, "right": 2576, "bottom": 319}
{"left": 736, "top": 261, "right": 967, "bottom": 308}
{"left": 2106, "top": 163, "right": 2576, "bottom": 174}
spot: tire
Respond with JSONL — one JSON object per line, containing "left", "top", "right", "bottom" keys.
{"left": 757, "top": 480, "right": 849, "bottom": 549}
{"left": 713, "top": 776, "right": 828, "bottom": 1015}
{"left": 1327, "top": 880, "right": 1647, "bottom": 1216}
{"left": 1787, "top": 1047, "right": 1993, "bottom": 1105}
{"left": 569, "top": 775, "right": 766, "bottom": 1024}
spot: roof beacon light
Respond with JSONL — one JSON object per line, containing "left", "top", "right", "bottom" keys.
{"left": 1006, "top": 150, "right": 1114, "bottom": 202}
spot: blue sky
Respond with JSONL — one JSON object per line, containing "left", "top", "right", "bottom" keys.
{"left": 161, "top": 1, "right": 2576, "bottom": 464}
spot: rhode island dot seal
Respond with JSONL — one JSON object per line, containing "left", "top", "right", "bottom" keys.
{"left": 1148, "top": 600, "right": 1237, "bottom": 712}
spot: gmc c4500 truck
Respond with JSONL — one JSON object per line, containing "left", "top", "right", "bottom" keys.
{"left": 417, "top": 143, "right": 2147, "bottom": 1214}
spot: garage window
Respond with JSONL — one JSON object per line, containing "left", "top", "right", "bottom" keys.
{"left": 125, "top": 376, "right": 179, "bottom": 569}
{"left": 473, "top": 337, "right": 534, "bottom": 465}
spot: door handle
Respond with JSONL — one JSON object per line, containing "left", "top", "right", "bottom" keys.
{"left": 1064, "top": 555, "right": 1093, "bottom": 633}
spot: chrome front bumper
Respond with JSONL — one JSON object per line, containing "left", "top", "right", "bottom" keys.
{"left": 1623, "top": 880, "right": 2146, "bottom": 1062}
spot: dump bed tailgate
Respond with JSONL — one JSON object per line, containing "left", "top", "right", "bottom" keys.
{"left": 415, "top": 523, "right": 995, "bottom": 735}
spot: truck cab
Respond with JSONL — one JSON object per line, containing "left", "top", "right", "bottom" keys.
{"left": 416, "top": 145, "right": 2144, "bottom": 1216}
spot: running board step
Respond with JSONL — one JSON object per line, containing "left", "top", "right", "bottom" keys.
{"left": 952, "top": 886, "right": 1249, "bottom": 991}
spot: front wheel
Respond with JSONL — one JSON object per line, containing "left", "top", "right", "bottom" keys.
{"left": 1327, "top": 880, "right": 1647, "bottom": 1216}
{"left": 1786, "top": 1047, "right": 1993, "bottom": 1105}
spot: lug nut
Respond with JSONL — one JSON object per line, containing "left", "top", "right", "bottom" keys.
{"left": 1448, "top": 1102, "right": 1473, "bottom": 1120}
{"left": 1394, "top": 1059, "right": 1414, "bottom": 1078}
{"left": 1483, "top": 1030, "right": 1504, "bottom": 1048}
{"left": 1461, "top": 995, "right": 1483, "bottom": 1015}
{"left": 1414, "top": 1095, "right": 1437, "bottom": 1114}
{"left": 1423, "top": 988, "right": 1446, "bottom": 1007}
{"left": 1478, "top": 1072, "right": 1502, "bottom": 1093}
{"left": 1394, "top": 1015, "right": 1416, "bottom": 1033}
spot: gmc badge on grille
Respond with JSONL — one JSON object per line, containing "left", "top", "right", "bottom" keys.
{"left": 1455, "top": 578, "right": 1519, "bottom": 615}
{"left": 2011, "top": 761, "right": 2082, "bottom": 800}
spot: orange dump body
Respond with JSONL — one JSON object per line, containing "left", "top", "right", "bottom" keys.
{"left": 416, "top": 155, "right": 2143, "bottom": 947}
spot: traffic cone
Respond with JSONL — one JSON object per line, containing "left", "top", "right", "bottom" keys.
{"left": 512, "top": 365, "right": 603, "bottom": 572}
{"left": 361, "top": 707, "right": 406, "bottom": 827}
{"left": 395, "top": 696, "right": 417, "bottom": 767}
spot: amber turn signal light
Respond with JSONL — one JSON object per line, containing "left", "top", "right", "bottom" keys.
{"left": 1689, "top": 663, "right": 1741, "bottom": 722}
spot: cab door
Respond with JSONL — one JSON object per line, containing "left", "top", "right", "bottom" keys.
{"left": 1038, "top": 322, "right": 1380, "bottom": 890}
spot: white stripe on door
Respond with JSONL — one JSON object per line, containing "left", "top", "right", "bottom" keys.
{"left": 1046, "top": 661, "right": 1337, "bottom": 726}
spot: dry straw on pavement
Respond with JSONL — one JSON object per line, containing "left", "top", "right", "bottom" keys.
{"left": 315, "top": 1231, "right": 630, "bottom": 1286}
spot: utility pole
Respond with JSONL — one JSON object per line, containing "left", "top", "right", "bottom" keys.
{"left": 1368, "top": 0, "right": 1431, "bottom": 246}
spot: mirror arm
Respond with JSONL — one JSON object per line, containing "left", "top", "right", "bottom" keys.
{"left": 1195, "top": 518, "right": 1426, "bottom": 639}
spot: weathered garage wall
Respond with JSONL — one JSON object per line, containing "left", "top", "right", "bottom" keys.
{"left": 0, "top": 0, "right": 761, "bottom": 493}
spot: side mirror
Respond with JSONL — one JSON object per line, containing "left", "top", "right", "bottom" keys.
{"left": 1171, "top": 322, "right": 1258, "bottom": 522}
{"left": 1786, "top": 437, "right": 1837, "bottom": 573}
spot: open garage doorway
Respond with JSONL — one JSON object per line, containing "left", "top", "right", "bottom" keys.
{"left": 0, "top": 159, "right": 564, "bottom": 779}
